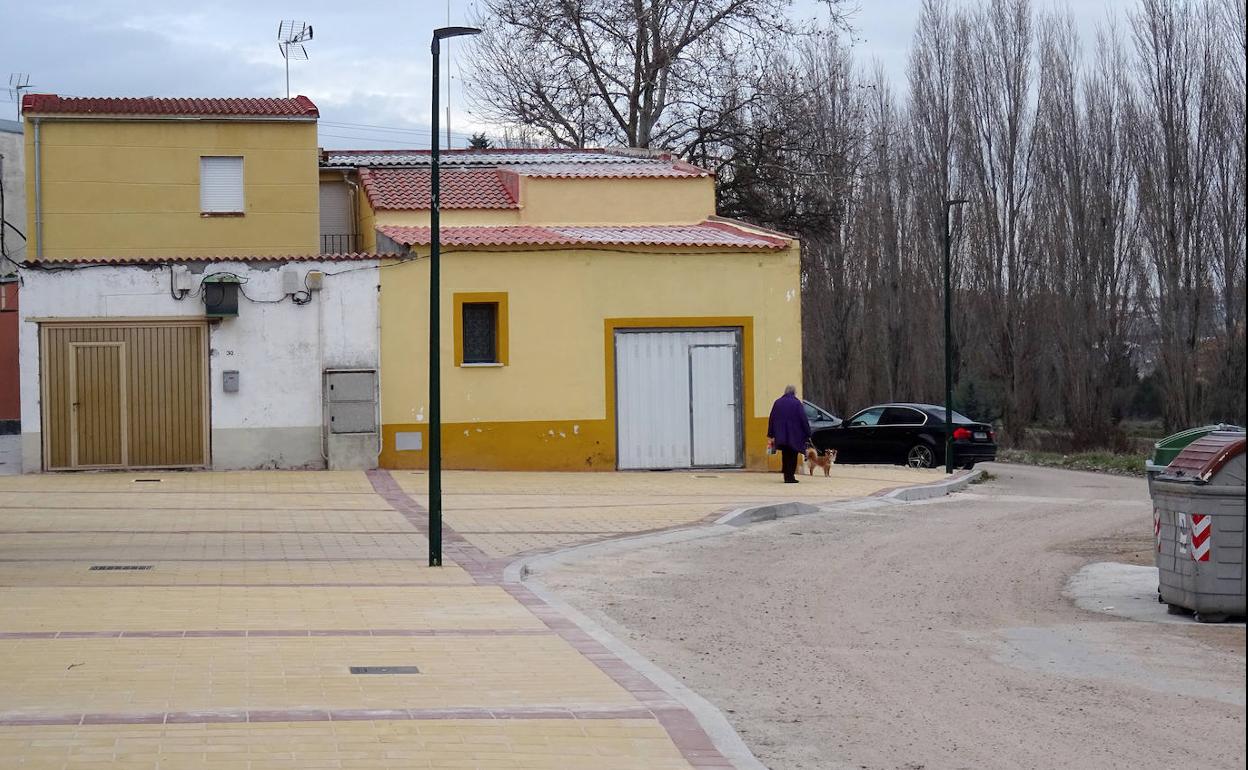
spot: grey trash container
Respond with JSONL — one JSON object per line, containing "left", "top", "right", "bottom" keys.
{"left": 1151, "top": 431, "right": 1246, "bottom": 622}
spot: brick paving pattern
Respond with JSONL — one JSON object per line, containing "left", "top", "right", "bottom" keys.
{"left": 0, "top": 465, "right": 935, "bottom": 768}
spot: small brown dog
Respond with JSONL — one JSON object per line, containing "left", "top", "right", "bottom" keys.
{"left": 804, "top": 447, "right": 837, "bottom": 476}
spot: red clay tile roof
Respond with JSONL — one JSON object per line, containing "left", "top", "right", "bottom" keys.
{"left": 376, "top": 221, "right": 788, "bottom": 250}
{"left": 28, "top": 253, "right": 383, "bottom": 264}
{"left": 359, "top": 168, "right": 519, "bottom": 210}
{"left": 21, "top": 94, "right": 319, "bottom": 119}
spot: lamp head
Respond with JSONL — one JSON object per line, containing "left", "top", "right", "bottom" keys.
{"left": 432, "top": 26, "right": 481, "bottom": 52}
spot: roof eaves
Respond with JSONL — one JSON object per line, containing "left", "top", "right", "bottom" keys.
{"left": 24, "top": 253, "right": 387, "bottom": 265}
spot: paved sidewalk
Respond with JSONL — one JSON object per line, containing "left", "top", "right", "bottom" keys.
{"left": 0, "top": 465, "right": 936, "bottom": 769}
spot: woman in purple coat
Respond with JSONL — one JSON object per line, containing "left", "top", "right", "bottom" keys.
{"left": 767, "top": 385, "right": 812, "bottom": 483}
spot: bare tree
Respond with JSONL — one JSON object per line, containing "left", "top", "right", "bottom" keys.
{"left": 954, "top": 0, "right": 1041, "bottom": 443}
{"left": 1033, "top": 18, "right": 1142, "bottom": 448}
{"left": 1130, "top": 0, "right": 1221, "bottom": 429}
{"left": 467, "top": 0, "right": 845, "bottom": 152}
{"left": 469, "top": 0, "right": 1246, "bottom": 444}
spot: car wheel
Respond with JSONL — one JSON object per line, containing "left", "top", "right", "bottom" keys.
{"left": 906, "top": 444, "right": 935, "bottom": 468}
{"left": 962, "top": 462, "right": 976, "bottom": 470}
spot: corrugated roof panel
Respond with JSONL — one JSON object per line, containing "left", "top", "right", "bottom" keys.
{"left": 324, "top": 148, "right": 676, "bottom": 168}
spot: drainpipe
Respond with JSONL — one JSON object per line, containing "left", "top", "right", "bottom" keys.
{"left": 32, "top": 118, "right": 42, "bottom": 259}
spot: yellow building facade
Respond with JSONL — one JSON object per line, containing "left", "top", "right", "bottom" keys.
{"left": 317, "top": 150, "right": 803, "bottom": 471}
{"left": 23, "top": 95, "right": 320, "bottom": 259}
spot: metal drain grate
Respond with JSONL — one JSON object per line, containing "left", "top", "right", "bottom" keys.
{"left": 89, "top": 565, "right": 154, "bottom": 571}
{"left": 133, "top": 479, "right": 162, "bottom": 483}
{"left": 349, "top": 666, "right": 420, "bottom": 675}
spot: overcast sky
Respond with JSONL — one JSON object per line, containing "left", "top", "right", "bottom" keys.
{"left": 0, "top": 0, "right": 1136, "bottom": 150}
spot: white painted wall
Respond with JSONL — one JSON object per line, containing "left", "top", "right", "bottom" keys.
{"left": 0, "top": 122, "right": 26, "bottom": 270}
{"left": 17, "top": 259, "right": 379, "bottom": 471}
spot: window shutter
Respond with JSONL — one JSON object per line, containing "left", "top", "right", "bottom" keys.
{"left": 200, "top": 156, "right": 244, "bottom": 213}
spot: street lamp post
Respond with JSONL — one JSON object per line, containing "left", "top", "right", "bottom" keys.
{"left": 429, "top": 25, "right": 480, "bottom": 567}
{"left": 943, "top": 198, "right": 968, "bottom": 475}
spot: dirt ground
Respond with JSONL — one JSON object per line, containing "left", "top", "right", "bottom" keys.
{"left": 543, "top": 463, "right": 1246, "bottom": 770}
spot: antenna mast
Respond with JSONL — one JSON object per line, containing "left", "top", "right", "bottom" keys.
{"left": 446, "top": 0, "right": 452, "bottom": 149}
{"left": 277, "top": 21, "right": 314, "bottom": 98}
{"left": 8, "top": 74, "right": 33, "bottom": 120}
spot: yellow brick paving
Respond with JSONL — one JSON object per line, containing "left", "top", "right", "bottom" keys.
{"left": 0, "top": 532, "right": 433, "bottom": 562}
{"left": 0, "top": 720, "right": 692, "bottom": 770}
{"left": 0, "top": 636, "right": 635, "bottom": 713}
{"left": 0, "top": 586, "right": 545, "bottom": 632}
{"left": 0, "top": 467, "right": 927, "bottom": 768}
{"left": 0, "top": 491, "right": 390, "bottom": 512}
{"left": 0, "top": 560, "right": 475, "bottom": 587}
{"left": 0, "top": 510, "right": 416, "bottom": 533}
{"left": 397, "top": 467, "right": 939, "bottom": 556}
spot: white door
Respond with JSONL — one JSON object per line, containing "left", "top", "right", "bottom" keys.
{"left": 615, "top": 329, "right": 741, "bottom": 470}
{"left": 689, "top": 345, "right": 738, "bottom": 466}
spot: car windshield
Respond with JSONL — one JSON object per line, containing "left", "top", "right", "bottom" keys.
{"left": 803, "top": 401, "right": 837, "bottom": 422}
{"left": 928, "top": 407, "right": 976, "bottom": 424}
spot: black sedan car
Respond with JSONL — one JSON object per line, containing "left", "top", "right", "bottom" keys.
{"left": 810, "top": 402, "right": 997, "bottom": 469}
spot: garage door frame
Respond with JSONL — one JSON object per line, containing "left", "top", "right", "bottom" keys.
{"left": 612, "top": 324, "right": 745, "bottom": 470}
{"left": 38, "top": 317, "right": 211, "bottom": 471}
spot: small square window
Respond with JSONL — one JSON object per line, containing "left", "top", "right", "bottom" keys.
{"left": 461, "top": 303, "right": 498, "bottom": 364}
{"left": 200, "top": 156, "right": 244, "bottom": 213}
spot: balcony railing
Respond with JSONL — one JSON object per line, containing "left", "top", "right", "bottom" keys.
{"left": 321, "top": 233, "right": 361, "bottom": 254}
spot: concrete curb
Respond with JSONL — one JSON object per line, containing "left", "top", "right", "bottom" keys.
{"left": 504, "top": 470, "right": 979, "bottom": 770}
{"left": 879, "top": 468, "right": 982, "bottom": 501}
{"left": 717, "top": 500, "right": 820, "bottom": 526}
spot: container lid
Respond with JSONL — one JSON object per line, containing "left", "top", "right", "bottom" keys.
{"left": 1158, "top": 431, "right": 1246, "bottom": 483}
{"left": 1152, "top": 423, "right": 1243, "bottom": 466}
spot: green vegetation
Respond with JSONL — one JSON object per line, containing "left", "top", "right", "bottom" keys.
{"left": 969, "top": 470, "right": 997, "bottom": 484}
{"left": 997, "top": 449, "right": 1146, "bottom": 477}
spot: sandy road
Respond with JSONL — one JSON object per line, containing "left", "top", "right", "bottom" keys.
{"left": 543, "top": 464, "right": 1246, "bottom": 770}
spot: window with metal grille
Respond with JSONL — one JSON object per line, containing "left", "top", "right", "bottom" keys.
{"left": 200, "top": 156, "right": 244, "bottom": 213}
{"left": 461, "top": 303, "right": 498, "bottom": 364}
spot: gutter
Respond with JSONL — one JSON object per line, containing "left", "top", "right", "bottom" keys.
{"left": 33, "top": 117, "right": 41, "bottom": 259}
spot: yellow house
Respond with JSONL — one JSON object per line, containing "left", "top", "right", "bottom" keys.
{"left": 23, "top": 94, "right": 320, "bottom": 260}
{"left": 319, "top": 149, "right": 803, "bottom": 471}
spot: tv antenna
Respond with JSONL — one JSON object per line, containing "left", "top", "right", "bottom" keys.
{"left": 8, "top": 74, "right": 33, "bottom": 120}
{"left": 276, "top": 21, "right": 313, "bottom": 98}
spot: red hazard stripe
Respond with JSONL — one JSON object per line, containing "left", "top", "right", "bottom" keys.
{"left": 1192, "top": 526, "right": 1211, "bottom": 548}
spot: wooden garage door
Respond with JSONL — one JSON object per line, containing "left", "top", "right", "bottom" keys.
{"left": 41, "top": 321, "right": 209, "bottom": 470}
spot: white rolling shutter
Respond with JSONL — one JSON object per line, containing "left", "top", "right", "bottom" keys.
{"left": 615, "top": 329, "right": 742, "bottom": 470}
{"left": 200, "top": 156, "right": 244, "bottom": 213}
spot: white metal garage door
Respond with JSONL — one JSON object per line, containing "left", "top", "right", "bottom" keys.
{"left": 615, "top": 329, "right": 742, "bottom": 470}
